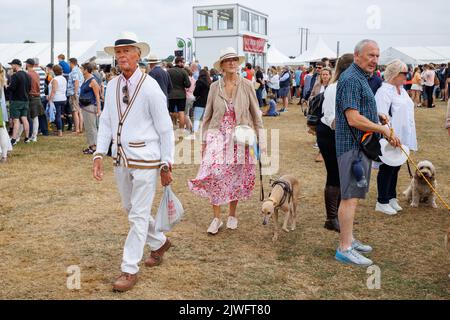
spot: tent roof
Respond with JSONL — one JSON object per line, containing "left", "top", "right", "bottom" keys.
{"left": 267, "top": 45, "right": 290, "bottom": 66}
{"left": 287, "top": 37, "right": 336, "bottom": 65}
{"left": 379, "top": 46, "right": 450, "bottom": 65}
{"left": 0, "top": 41, "right": 98, "bottom": 67}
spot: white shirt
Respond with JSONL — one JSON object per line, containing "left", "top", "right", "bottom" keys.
{"left": 118, "top": 67, "right": 144, "bottom": 114}
{"left": 375, "top": 82, "right": 418, "bottom": 151}
{"left": 49, "top": 75, "right": 67, "bottom": 102}
{"left": 268, "top": 74, "right": 280, "bottom": 90}
{"left": 320, "top": 82, "right": 337, "bottom": 128}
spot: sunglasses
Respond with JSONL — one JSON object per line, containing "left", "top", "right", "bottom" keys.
{"left": 122, "top": 85, "right": 129, "bottom": 105}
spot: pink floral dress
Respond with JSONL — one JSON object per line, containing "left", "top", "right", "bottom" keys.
{"left": 188, "top": 101, "right": 256, "bottom": 206}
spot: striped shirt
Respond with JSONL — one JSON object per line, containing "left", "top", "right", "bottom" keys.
{"left": 335, "top": 63, "right": 379, "bottom": 157}
{"left": 34, "top": 67, "right": 46, "bottom": 98}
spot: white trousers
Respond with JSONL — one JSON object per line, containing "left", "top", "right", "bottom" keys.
{"left": 114, "top": 166, "right": 166, "bottom": 274}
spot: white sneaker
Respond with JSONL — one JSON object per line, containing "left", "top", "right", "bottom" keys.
{"left": 375, "top": 202, "right": 398, "bottom": 215}
{"left": 335, "top": 247, "right": 373, "bottom": 266}
{"left": 30, "top": 136, "right": 37, "bottom": 142}
{"left": 389, "top": 198, "right": 403, "bottom": 211}
{"left": 351, "top": 239, "right": 373, "bottom": 254}
{"left": 226, "top": 216, "right": 238, "bottom": 230}
{"left": 207, "top": 218, "right": 223, "bottom": 235}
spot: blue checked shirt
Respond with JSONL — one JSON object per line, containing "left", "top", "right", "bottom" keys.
{"left": 67, "top": 66, "right": 84, "bottom": 96}
{"left": 335, "top": 63, "right": 379, "bottom": 157}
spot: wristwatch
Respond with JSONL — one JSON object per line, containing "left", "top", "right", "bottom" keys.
{"left": 160, "top": 163, "right": 171, "bottom": 173}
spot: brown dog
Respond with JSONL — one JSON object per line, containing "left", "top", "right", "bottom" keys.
{"left": 261, "top": 175, "right": 300, "bottom": 242}
{"left": 403, "top": 160, "right": 438, "bottom": 208}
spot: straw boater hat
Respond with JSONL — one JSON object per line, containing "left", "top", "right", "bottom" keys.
{"left": 213, "top": 47, "right": 245, "bottom": 72}
{"left": 147, "top": 53, "right": 161, "bottom": 64}
{"left": 104, "top": 31, "right": 150, "bottom": 58}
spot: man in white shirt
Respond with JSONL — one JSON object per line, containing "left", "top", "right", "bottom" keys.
{"left": 92, "top": 32, "right": 175, "bottom": 292}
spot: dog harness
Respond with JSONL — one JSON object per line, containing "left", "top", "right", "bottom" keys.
{"left": 268, "top": 179, "right": 293, "bottom": 209}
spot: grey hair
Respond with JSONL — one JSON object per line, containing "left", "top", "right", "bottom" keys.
{"left": 354, "top": 39, "right": 379, "bottom": 54}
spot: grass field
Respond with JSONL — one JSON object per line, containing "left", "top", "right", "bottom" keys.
{"left": 0, "top": 100, "right": 449, "bottom": 299}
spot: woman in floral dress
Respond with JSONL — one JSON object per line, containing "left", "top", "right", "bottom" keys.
{"left": 188, "top": 47, "right": 264, "bottom": 235}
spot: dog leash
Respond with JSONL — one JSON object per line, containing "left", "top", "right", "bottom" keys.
{"left": 399, "top": 145, "right": 450, "bottom": 211}
{"left": 257, "top": 143, "right": 265, "bottom": 202}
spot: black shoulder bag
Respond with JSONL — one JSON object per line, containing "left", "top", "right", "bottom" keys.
{"left": 343, "top": 112, "right": 382, "bottom": 162}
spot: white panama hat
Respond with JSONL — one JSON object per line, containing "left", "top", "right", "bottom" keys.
{"left": 213, "top": 47, "right": 245, "bottom": 72}
{"left": 104, "top": 31, "right": 150, "bottom": 58}
{"left": 147, "top": 53, "right": 161, "bottom": 64}
{"left": 379, "top": 138, "right": 409, "bottom": 167}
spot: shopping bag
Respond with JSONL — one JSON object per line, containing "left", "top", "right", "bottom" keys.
{"left": 155, "top": 186, "right": 184, "bottom": 232}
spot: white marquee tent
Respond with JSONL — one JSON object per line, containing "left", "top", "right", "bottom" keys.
{"left": 267, "top": 45, "right": 290, "bottom": 66}
{"left": 287, "top": 37, "right": 336, "bottom": 65}
{"left": 0, "top": 41, "right": 98, "bottom": 66}
{"left": 379, "top": 47, "right": 450, "bottom": 65}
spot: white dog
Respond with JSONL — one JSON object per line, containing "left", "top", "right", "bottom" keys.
{"left": 403, "top": 160, "right": 438, "bottom": 208}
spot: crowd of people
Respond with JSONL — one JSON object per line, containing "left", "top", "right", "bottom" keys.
{"left": 1, "top": 32, "right": 450, "bottom": 291}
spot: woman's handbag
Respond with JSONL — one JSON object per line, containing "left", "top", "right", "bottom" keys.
{"left": 79, "top": 97, "right": 91, "bottom": 107}
{"left": 254, "top": 81, "right": 261, "bottom": 90}
{"left": 234, "top": 124, "right": 257, "bottom": 146}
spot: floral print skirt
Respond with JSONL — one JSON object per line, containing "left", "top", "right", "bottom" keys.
{"left": 188, "top": 102, "right": 256, "bottom": 206}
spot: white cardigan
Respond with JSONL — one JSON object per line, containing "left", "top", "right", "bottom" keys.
{"left": 375, "top": 83, "right": 418, "bottom": 151}
{"left": 96, "top": 72, "right": 175, "bottom": 169}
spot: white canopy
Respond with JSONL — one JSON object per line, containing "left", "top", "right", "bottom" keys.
{"left": 267, "top": 45, "right": 290, "bottom": 66}
{"left": 0, "top": 41, "right": 98, "bottom": 67}
{"left": 379, "top": 47, "right": 450, "bottom": 65}
{"left": 287, "top": 37, "right": 336, "bottom": 66}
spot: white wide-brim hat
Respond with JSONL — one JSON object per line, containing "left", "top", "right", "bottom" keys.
{"left": 213, "top": 47, "right": 245, "bottom": 72}
{"left": 379, "top": 138, "right": 409, "bottom": 166}
{"left": 147, "top": 53, "right": 161, "bottom": 64}
{"left": 104, "top": 31, "right": 150, "bottom": 58}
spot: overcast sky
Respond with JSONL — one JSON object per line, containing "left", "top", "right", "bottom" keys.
{"left": 1, "top": 0, "right": 449, "bottom": 62}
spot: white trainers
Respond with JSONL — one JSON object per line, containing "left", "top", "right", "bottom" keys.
{"left": 375, "top": 202, "right": 397, "bottom": 215}
{"left": 30, "top": 136, "right": 37, "bottom": 142}
{"left": 351, "top": 239, "right": 373, "bottom": 254}
{"left": 389, "top": 198, "right": 403, "bottom": 211}
{"left": 226, "top": 216, "right": 238, "bottom": 230}
{"left": 207, "top": 218, "right": 223, "bottom": 235}
{"left": 335, "top": 247, "right": 373, "bottom": 266}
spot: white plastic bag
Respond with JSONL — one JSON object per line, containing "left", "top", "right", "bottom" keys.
{"left": 155, "top": 186, "right": 184, "bottom": 232}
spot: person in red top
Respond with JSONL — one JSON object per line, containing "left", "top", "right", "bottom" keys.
{"left": 243, "top": 63, "right": 254, "bottom": 81}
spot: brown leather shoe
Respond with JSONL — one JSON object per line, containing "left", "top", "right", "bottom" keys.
{"left": 145, "top": 239, "right": 171, "bottom": 267}
{"left": 112, "top": 272, "right": 138, "bottom": 292}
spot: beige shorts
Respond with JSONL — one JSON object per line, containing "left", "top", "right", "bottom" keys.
{"left": 70, "top": 95, "right": 81, "bottom": 112}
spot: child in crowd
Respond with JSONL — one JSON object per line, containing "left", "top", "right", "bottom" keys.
{"left": 263, "top": 92, "right": 279, "bottom": 117}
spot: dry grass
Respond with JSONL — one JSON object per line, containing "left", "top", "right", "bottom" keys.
{"left": 0, "top": 101, "right": 449, "bottom": 300}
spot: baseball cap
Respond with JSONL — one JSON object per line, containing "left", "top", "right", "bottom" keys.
{"left": 25, "top": 58, "right": 35, "bottom": 65}
{"left": 8, "top": 59, "right": 22, "bottom": 66}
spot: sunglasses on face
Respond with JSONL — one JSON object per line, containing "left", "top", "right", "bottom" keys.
{"left": 122, "top": 85, "right": 129, "bottom": 105}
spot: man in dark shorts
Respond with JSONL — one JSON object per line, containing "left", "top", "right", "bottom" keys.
{"left": 334, "top": 39, "right": 401, "bottom": 266}
{"left": 25, "top": 58, "right": 44, "bottom": 142}
{"left": 6, "top": 59, "right": 31, "bottom": 145}
{"left": 167, "top": 57, "right": 191, "bottom": 133}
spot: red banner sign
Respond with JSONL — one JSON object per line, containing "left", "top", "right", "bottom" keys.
{"left": 243, "top": 35, "right": 266, "bottom": 53}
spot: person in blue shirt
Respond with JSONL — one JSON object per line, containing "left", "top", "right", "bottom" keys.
{"left": 57, "top": 54, "right": 71, "bottom": 78}
{"left": 263, "top": 93, "right": 279, "bottom": 116}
